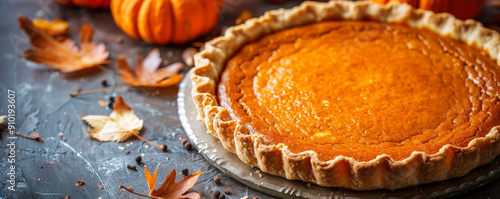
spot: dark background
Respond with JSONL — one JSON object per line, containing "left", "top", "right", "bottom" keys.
{"left": 0, "top": 0, "right": 499, "bottom": 198}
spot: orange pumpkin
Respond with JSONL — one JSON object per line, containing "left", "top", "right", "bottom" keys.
{"left": 55, "top": 0, "right": 110, "bottom": 8}
{"left": 370, "top": 0, "right": 485, "bottom": 20}
{"left": 111, "top": 0, "right": 222, "bottom": 44}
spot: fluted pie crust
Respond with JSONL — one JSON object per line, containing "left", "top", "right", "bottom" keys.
{"left": 190, "top": 1, "right": 500, "bottom": 190}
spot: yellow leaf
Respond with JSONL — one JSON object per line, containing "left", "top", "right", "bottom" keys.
{"left": 19, "top": 16, "right": 109, "bottom": 73}
{"left": 82, "top": 96, "right": 143, "bottom": 142}
{"left": 117, "top": 48, "right": 183, "bottom": 87}
{"left": 32, "top": 18, "right": 68, "bottom": 35}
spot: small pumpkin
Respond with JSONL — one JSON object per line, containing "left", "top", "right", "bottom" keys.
{"left": 370, "top": 0, "right": 486, "bottom": 20}
{"left": 55, "top": 0, "right": 110, "bottom": 8}
{"left": 111, "top": 0, "right": 222, "bottom": 44}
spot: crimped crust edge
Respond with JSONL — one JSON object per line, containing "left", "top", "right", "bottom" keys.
{"left": 190, "top": 0, "right": 500, "bottom": 190}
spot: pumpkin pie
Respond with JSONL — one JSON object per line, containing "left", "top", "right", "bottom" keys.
{"left": 191, "top": 1, "right": 500, "bottom": 190}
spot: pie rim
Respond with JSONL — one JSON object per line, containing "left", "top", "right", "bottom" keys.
{"left": 190, "top": 0, "right": 500, "bottom": 190}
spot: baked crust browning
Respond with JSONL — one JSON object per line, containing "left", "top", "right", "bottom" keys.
{"left": 191, "top": 1, "right": 500, "bottom": 190}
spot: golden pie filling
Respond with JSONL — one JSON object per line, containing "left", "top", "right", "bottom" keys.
{"left": 218, "top": 21, "right": 500, "bottom": 162}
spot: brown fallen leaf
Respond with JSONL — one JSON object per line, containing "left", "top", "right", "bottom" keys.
{"left": 18, "top": 16, "right": 109, "bottom": 73}
{"left": 82, "top": 96, "right": 166, "bottom": 150}
{"left": 82, "top": 95, "right": 143, "bottom": 142}
{"left": 120, "top": 165, "right": 202, "bottom": 199}
{"left": 32, "top": 18, "right": 68, "bottom": 35}
{"left": 117, "top": 49, "right": 183, "bottom": 87}
{"left": 97, "top": 183, "right": 104, "bottom": 190}
{"left": 71, "top": 49, "right": 182, "bottom": 97}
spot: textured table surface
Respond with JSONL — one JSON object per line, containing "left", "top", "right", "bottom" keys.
{"left": 0, "top": 0, "right": 499, "bottom": 198}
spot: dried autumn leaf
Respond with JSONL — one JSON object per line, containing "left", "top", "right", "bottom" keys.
{"left": 82, "top": 95, "right": 143, "bottom": 142}
{"left": 150, "top": 169, "right": 202, "bottom": 199}
{"left": 117, "top": 49, "right": 183, "bottom": 87}
{"left": 121, "top": 165, "right": 202, "bottom": 199}
{"left": 0, "top": 115, "right": 6, "bottom": 124}
{"left": 32, "top": 18, "right": 68, "bottom": 35}
{"left": 19, "top": 16, "right": 109, "bottom": 73}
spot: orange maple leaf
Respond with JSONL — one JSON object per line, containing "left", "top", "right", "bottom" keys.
{"left": 117, "top": 49, "right": 183, "bottom": 87}
{"left": 120, "top": 165, "right": 202, "bottom": 199}
{"left": 18, "top": 16, "right": 109, "bottom": 73}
